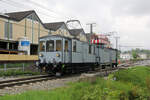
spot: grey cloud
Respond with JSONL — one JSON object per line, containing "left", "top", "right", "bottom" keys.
{"left": 0, "top": 0, "right": 150, "bottom": 49}
{"left": 111, "top": 0, "right": 150, "bottom": 16}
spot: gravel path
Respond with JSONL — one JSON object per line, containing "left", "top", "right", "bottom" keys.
{"left": 0, "top": 75, "right": 81, "bottom": 96}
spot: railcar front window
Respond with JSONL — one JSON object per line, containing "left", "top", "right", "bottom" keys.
{"left": 40, "top": 41, "right": 45, "bottom": 52}
{"left": 56, "top": 40, "right": 62, "bottom": 51}
{"left": 65, "top": 40, "right": 68, "bottom": 52}
{"left": 46, "top": 40, "right": 54, "bottom": 52}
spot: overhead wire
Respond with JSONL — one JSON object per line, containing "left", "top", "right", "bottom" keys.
{"left": 0, "top": 0, "right": 69, "bottom": 20}
{"left": 26, "top": 0, "right": 71, "bottom": 19}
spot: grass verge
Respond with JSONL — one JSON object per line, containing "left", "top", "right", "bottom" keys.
{"left": 0, "top": 66, "right": 150, "bottom": 100}
{"left": 0, "top": 70, "right": 40, "bottom": 77}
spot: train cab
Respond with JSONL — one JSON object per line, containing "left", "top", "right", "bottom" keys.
{"left": 38, "top": 35, "right": 72, "bottom": 75}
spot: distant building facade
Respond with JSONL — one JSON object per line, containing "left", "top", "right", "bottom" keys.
{"left": 120, "top": 53, "right": 133, "bottom": 60}
{"left": 86, "top": 33, "right": 111, "bottom": 48}
{"left": 139, "top": 53, "right": 147, "bottom": 59}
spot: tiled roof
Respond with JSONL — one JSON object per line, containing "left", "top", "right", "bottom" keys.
{"left": 44, "top": 22, "right": 65, "bottom": 31}
{"left": 5, "top": 10, "right": 35, "bottom": 21}
{"left": 69, "top": 29, "right": 85, "bottom": 36}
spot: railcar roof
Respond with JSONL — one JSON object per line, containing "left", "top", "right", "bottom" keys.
{"left": 39, "top": 35, "right": 71, "bottom": 40}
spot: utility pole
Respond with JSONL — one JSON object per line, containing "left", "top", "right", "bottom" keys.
{"left": 115, "top": 36, "right": 120, "bottom": 50}
{"left": 86, "top": 23, "right": 96, "bottom": 34}
{"left": 114, "top": 36, "right": 120, "bottom": 65}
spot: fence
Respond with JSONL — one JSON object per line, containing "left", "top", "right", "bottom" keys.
{"left": 0, "top": 62, "right": 36, "bottom": 72}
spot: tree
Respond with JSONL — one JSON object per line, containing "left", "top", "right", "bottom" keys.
{"left": 132, "top": 50, "right": 138, "bottom": 59}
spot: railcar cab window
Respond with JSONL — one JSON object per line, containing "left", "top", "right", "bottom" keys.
{"left": 40, "top": 41, "right": 45, "bottom": 52}
{"left": 56, "top": 40, "right": 62, "bottom": 51}
{"left": 73, "top": 41, "right": 76, "bottom": 52}
{"left": 46, "top": 40, "right": 54, "bottom": 52}
{"left": 65, "top": 40, "right": 68, "bottom": 52}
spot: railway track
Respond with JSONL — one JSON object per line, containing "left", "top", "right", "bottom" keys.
{"left": 0, "top": 60, "right": 148, "bottom": 89}
{"left": 0, "top": 75, "right": 55, "bottom": 89}
{"left": 0, "top": 68, "right": 117, "bottom": 89}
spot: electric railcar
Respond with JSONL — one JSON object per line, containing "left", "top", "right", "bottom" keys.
{"left": 37, "top": 35, "right": 118, "bottom": 76}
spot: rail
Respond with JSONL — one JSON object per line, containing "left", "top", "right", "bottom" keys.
{"left": 0, "top": 75, "right": 54, "bottom": 89}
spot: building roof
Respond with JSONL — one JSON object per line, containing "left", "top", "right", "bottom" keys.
{"left": 44, "top": 22, "right": 65, "bottom": 31}
{"left": 2, "top": 10, "right": 47, "bottom": 29}
{"left": 5, "top": 10, "right": 35, "bottom": 21}
{"left": 69, "top": 29, "right": 85, "bottom": 36}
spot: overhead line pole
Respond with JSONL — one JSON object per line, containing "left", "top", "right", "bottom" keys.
{"left": 86, "top": 23, "right": 96, "bottom": 34}
{"left": 113, "top": 34, "right": 120, "bottom": 66}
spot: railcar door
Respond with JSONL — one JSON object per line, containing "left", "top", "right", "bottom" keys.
{"left": 96, "top": 45, "right": 101, "bottom": 64}
{"left": 64, "top": 39, "right": 72, "bottom": 63}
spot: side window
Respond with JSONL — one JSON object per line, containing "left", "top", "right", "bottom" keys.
{"left": 56, "top": 40, "right": 62, "bottom": 51}
{"left": 4, "top": 22, "right": 8, "bottom": 38}
{"left": 46, "top": 40, "right": 54, "bottom": 52}
{"left": 39, "top": 41, "right": 45, "bottom": 52}
{"left": 93, "top": 46, "right": 95, "bottom": 54}
{"left": 4, "top": 22, "right": 13, "bottom": 39}
{"left": 89, "top": 45, "right": 92, "bottom": 54}
{"left": 65, "top": 40, "right": 68, "bottom": 52}
{"left": 9, "top": 23, "right": 12, "bottom": 39}
{"left": 73, "top": 41, "right": 76, "bottom": 52}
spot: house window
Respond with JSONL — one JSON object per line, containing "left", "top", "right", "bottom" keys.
{"left": 5, "top": 22, "right": 13, "bottom": 39}
{"left": 89, "top": 45, "right": 92, "bottom": 54}
{"left": 65, "top": 40, "right": 68, "bottom": 52}
{"left": 56, "top": 40, "right": 62, "bottom": 51}
{"left": 46, "top": 40, "right": 54, "bottom": 52}
{"left": 73, "top": 41, "right": 76, "bottom": 52}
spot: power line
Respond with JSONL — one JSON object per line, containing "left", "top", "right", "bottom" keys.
{"left": 119, "top": 45, "right": 144, "bottom": 47}
{"left": 0, "top": 0, "right": 71, "bottom": 20}
{"left": 27, "top": 0, "right": 71, "bottom": 19}
{"left": 0, "top": 0, "right": 69, "bottom": 20}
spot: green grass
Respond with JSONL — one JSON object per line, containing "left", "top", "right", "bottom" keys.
{"left": 0, "top": 70, "right": 40, "bottom": 77}
{"left": 114, "top": 66, "right": 150, "bottom": 87}
{"left": 0, "top": 63, "right": 34, "bottom": 68}
{"left": 1, "top": 66, "right": 150, "bottom": 100}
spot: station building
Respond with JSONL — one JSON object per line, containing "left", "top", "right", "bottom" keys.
{"left": 0, "top": 10, "right": 49, "bottom": 55}
{"left": 0, "top": 10, "right": 88, "bottom": 61}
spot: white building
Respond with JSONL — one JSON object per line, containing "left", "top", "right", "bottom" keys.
{"left": 139, "top": 53, "right": 147, "bottom": 59}
{"left": 120, "top": 53, "right": 133, "bottom": 60}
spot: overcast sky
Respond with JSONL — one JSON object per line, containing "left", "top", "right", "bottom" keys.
{"left": 0, "top": 0, "right": 149, "bottom": 50}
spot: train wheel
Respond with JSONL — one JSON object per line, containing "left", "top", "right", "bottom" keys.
{"left": 102, "top": 65, "right": 105, "bottom": 69}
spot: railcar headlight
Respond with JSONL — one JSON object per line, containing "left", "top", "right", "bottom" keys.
{"left": 56, "top": 53, "right": 60, "bottom": 57}
{"left": 36, "top": 61, "right": 39, "bottom": 66}
{"left": 39, "top": 53, "right": 43, "bottom": 57}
